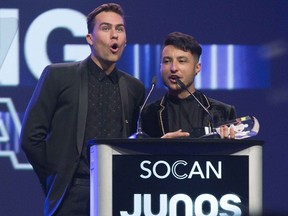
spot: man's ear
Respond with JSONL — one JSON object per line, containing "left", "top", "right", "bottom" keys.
{"left": 196, "top": 62, "right": 201, "bottom": 74}
{"left": 86, "top": 34, "right": 93, "bottom": 46}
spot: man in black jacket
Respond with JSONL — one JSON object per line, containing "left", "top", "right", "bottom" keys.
{"left": 20, "top": 3, "right": 145, "bottom": 215}
{"left": 142, "top": 32, "right": 236, "bottom": 139}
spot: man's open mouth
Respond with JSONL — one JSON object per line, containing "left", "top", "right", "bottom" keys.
{"left": 110, "top": 43, "right": 119, "bottom": 53}
{"left": 169, "top": 75, "right": 180, "bottom": 83}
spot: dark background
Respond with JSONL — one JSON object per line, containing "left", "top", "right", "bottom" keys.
{"left": 0, "top": 0, "right": 287, "bottom": 215}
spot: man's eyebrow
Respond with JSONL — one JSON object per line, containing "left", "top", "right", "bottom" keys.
{"left": 115, "top": 23, "right": 125, "bottom": 27}
{"left": 177, "top": 56, "right": 188, "bottom": 59}
{"left": 162, "top": 56, "right": 172, "bottom": 59}
{"left": 162, "top": 56, "right": 187, "bottom": 59}
{"left": 99, "top": 22, "right": 125, "bottom": 27}
{"left": 99, "top": 22, "right": 112, "bottom": 26}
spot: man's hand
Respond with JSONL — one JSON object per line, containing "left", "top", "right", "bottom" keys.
{"left": 161, "top": 129, "right": 190, "bottom": 139}
{"left": 218, "top": 125, "right": 235, "bottom": 139}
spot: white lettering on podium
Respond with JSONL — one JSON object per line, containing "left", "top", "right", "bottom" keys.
{"left": 120, "top": 193, "right": 242, "bottom": 216}
{"left": 140, "top": 160, "right": 222, "bottom": 180}
{"left": 169, "top": 194, "right": 193, "bottom": 216}
{"left": 219, "top": 194, "right": 242, "bottom": 216}
{"left": 194, "top": 194, "right": 218, "bottom": 216}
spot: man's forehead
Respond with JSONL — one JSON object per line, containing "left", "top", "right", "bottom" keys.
{"left": 95, "top": 11, "right": 124, "bottom": 25}
{"left": 162, "top": 46, "right": 192, "bottom": 57}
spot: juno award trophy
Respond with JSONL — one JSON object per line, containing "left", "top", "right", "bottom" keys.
{"left": 203, "top": 115, "right": 260, "bottom": 139}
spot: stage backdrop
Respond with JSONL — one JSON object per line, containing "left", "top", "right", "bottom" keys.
{"left": 0, "top": 0, "right": 288, "bottom": 215}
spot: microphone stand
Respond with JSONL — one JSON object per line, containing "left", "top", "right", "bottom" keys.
{"left": 175, "top": 78, "right": 216, "bottom": 136}
{"left": 129, "top": 76, "right": 157, "bottom": 139}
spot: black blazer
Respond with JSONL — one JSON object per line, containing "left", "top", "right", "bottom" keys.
{"left": 141, "top": 90, "right": 237, "bottom": 138}
{"left": 20, "top": 57, "right": 145, "bottom": 215}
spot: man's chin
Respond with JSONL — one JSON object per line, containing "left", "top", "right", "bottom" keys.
{"left": 108, "top": 54, "right": 121, "bottom": 62}
{"left": 165, "top": 83, "right": 180, "bottom": 91}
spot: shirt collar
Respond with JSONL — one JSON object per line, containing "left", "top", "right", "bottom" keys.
{"left": 87, "top": 57, "right": 118, "bottom": 84}
{"left": 167, "top": 94, "right": 195, "bottom": 104}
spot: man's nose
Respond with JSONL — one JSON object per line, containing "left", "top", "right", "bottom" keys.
{"left": 111, "top": 29, "right": 118, "bottom": 39}
{"left": 170, "top": 61, "right": 178, "bottom": 72}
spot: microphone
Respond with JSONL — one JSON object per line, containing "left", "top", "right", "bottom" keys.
{"left": 175, "top": 78, "right": 215, "bottom": 135}
{"left": 129, "top": 75, "right": 157, "bottom": 139}
{"left": 175, "top": 78, "right": 260, "bottom": 139}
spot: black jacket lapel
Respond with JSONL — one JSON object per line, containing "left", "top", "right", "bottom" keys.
{"left": 118, "top": 73, "right": 129, "bottom": 137}
{"left": 76, "top": 58, "right": 89, "bottom": 154}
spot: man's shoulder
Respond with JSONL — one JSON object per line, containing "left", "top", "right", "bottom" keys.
{"left": 49, "top": 58, "right": 88, "bottom": 70}
{"left": 117, "top": 69, "right": 144, "bottom": 87}
{"left": 41, "top": 58, "right": 90, "bottom": 79}
{"left": 117, "top": 69, "right": 137, "bottom": 80}
{"left": 145, "top": 97, "right": 163, "bottom": 111}
{"left": 38, "top": 58, "right": 90, "bottom": 83}
{"left": 205, "top": 96, "right": 237, "bottom": 121}
{"left": 207, "top": 97, "right": 234, "bottom": 109}
{"left": 195, "top": 90, "right": 234, "bottom": 109}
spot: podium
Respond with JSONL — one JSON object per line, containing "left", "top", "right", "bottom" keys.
{"left": 89, "top": 138, "right": 263, "bottom": 216}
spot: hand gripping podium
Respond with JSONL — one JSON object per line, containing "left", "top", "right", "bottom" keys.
{"left": 88, "top": 138, "right": 263, "bottom": 216}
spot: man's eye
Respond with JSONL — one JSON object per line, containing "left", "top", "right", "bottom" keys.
{"left": 162, "top": 59, "right": 171, "bottom": 64}
{"left": 116, "top": 27, "right": 125, "bottom": 32}
{"left": 101, "top": 26, "right": 110, "bottom": 31}
{"left": 179, "top": 59, "right": 187, "bottom": 64}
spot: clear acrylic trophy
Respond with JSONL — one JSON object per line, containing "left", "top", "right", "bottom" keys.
{"left": 214, "top": 115, "right": 260, "bottom": 139}
{"left": 201, "top": 115, "right": 260, "bottom": 139}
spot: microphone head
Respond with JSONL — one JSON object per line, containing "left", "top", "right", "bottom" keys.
{"left": 151, "top": 75, "right": 157, "bottom": 86}
{"left": 175, "top": 78, "right": 186, "bottom": 90}
{"left": 130, "top": 75, "right": 157, "bottom": 139}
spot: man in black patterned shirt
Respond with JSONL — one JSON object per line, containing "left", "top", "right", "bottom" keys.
{"left": 20, "top": 3, "right": 145, "bottom": 215}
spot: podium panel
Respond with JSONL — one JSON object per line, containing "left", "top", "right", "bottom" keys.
{"left": 89, "top": 139, "right": 263, "bottom": 216}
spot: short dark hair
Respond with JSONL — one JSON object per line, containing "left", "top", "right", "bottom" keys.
{"left": 163, "top": 32, "right": 202, "bottom": 60}
{"left": 87, "top": 3, "right": 124, "bottom": 33}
